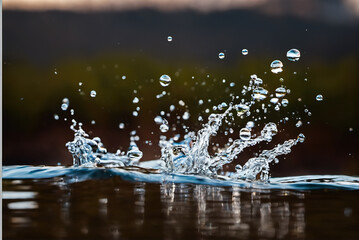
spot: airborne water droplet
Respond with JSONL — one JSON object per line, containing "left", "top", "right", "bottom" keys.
{"left": 297, "top": 133, "right": 305, "bottom": 143}
{"left": 218, "top": 52, "right": 225, "bottom": 59}
{"left": 90, "top": 90, "right": 97, "bottom": 97}
{"left": 159, "top": 75, "right": 171, "bottom": 87}
{"left": 275, "top": 87, "right": 286, "bottom": 98}
{"left": 287, "top": 49, "right": 301, "bottom": 61}
{"left": 178, "top": 100, "right": 185, "bottom": 106}
{"left": 61, "top": 98, "right": 69, "bottom": 111}
{"left": 119, "top": 123, "right": 125, "bottom": 129}
{"left": 270, "top": 98, "right": 279, "bottom": 104}
{"left": 270, "top": 60, "right": 283, "bottom": 74}
{"left": 252, "top": 87, "right": 268, "bottom": 100}
{"left": 167, "top": 36, "right": 173, "bottom": 42}
{"left": 281, "top": 99, "right": 289, "bottom": 107}
{"left": 296, "top": 120, "right": 303, "bottom": 128}
{"left": 239, "top": 128, "right": 251, "bottom": 141}
{"left": 316, "top": 94, "right": 323, "bottom": 101}
{"left": 246, "top": 121, "right": 255, "bottom": 129}
{"left": 133, "top": 97, "right": 139, "bottom": 104}
{"left": 235, "top": 104, "right": 250, "bottom": 116}
{"left": 242, "top": 49, "right": 248, "bottom": 55}
{"left": 154, "top": 116, "right": 163, "bottom": 124}
{"left": 182, "top": 112, "right": 190, "bottom": 120}
{"left": 61, "top": 103, "right": 68, "bottom": 111}
{"left": 160, "top": 124, "right": 169, "bottom": 133}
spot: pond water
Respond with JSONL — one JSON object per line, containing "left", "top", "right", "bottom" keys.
{"left": 3, "top": 165, "right": 359, "bottom": 240}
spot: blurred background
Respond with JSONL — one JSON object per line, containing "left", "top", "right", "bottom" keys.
{"left": 3, "top": 0, "right": 359, "bottom": 176}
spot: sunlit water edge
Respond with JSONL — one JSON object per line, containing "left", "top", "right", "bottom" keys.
{"left": 3, "top": 163, "right": 359, "bottom": 190}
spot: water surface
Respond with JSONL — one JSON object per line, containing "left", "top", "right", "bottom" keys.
{"left": 3, "top": 165, "right": 359, "bottom": 240}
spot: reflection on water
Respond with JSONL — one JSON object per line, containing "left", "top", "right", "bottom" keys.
{"left": 160, "top": 184, "right": 305, "bottom": 239}
{"left": 3, "top": 177, "right": 358, "bottom": 240}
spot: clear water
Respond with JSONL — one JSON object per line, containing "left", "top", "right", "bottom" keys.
{"left": 3, "top": 165, "right": 359, "bottom": 190}
{"left": 3, "top": 167, "right": 359, "bottom": 240}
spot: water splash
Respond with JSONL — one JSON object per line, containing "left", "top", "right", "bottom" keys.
{"left": 65, "top": 120, "right": 142, "bottom": 167}
{"left": 156, "top": 75, "right": 304, "bottom": 181}
{"left": 63, "top": 57, "right": 307, "bottom": 182}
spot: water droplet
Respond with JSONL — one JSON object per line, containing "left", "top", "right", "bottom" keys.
{"left": 275, "top": 87, "right": 286, "bottom": 98}
{"left": 270, "top": 98, "right": 279, "bottom": 104}
{"left": 70, "top": 109, "right": 75, "bottom": 115}
{"left": 316, "top": 94, "right": 323, "bottom": 101}
{"left": 133, "top": 111, "right": 138, "bottom": 117}
{"left": 297, "top": 133, "right": 305, "bottom": 143}
{"left": 287, "top": 49, "right": 301, "bottom": 62}
{"left": 91, "top": 120, "right": 96, "bottom": 125}
{"left": 79, "top": 82, "right": 83, "bottom": 86}
{"left": 246, "top": 121, "right": 255, "bottom": 129}
{"left": 119, "top": 123, "right": 125, "bottom": 129}
{"left": 54, "top": 114, "right": 59, "bottom": 120}
{"left": 179, "top": 100, "right": 185, "bottom": 106}
{"left": 154, "top": 116, "right": 163, "bottom": 124}
{"left": 133, "top": 97, "right": 139, "bottom": 104}
{"left": 170, "top": 105, "right": 175, "bottom": 111}
{"left": 279, "top": 78, "right": 284, "bottom": 82}
{"left": 160, "top": 124, "right": 169, "bottom": 133}
{"left": 167, "top": 36, "right": 173, "bottom": 42}
{"left": 242, "top": 49, "right": 248, "bottom": 55}
{"left": 281, "top": 99, "right": 289, "bottom": 107}
{"left": 349, "top": 128, "right": 353, "bottom": 132}
{"left": 90, "top": 90, "right": 96, "bottom": 97}
{"left": 198, "top": 99, "right": 204, "bottom": 105}
{"left": 239, "top": 128, "right": 251, "bottom": 141}
{"left": 252, "top": 87, "right": 268, "bottom": 100}
{"left": 235, "top": 104, "right": 250, "bottom": 116}
{"left": 296, "top": 120, "right": 303, "bottom": 128}
{"left": 218, "top": 52, "right": 225, "bottom": 59}
{"left": 159, "top": 75, "right": 171, "bottom": 87}
{"left": 61, "top": 98, "right": 69, "bottom": 111}
{"left": 270, "top": 60, "right": 283, "bottom": 74}
{"left": 122, "top": 75, "right": 126, "bottom": 80}
{"left": 182, "top": 112, "right": 190, "bottom": 120}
